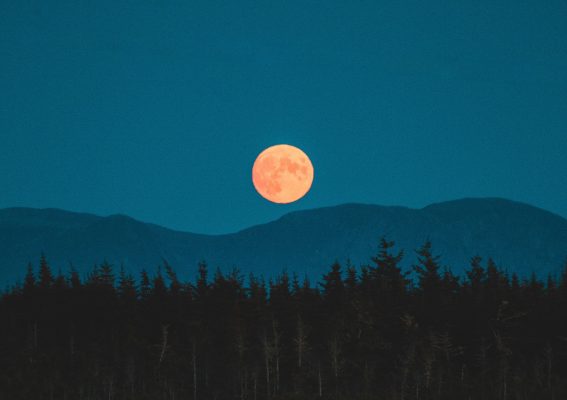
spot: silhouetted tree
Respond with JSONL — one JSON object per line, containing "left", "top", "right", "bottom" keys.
{"left": 38, "top": 253, "right": 53, "bottom": 290}
{"left": 0, "top": 244, "right": 566, "bottom": 399}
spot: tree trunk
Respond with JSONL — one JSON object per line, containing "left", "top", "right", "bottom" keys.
{"left": 329, "top": 335, "right": 341, "bottom": 396}
{"left": 546, "top": 344, "right": 553, "bottom": 400}
{"left": 295, "top": 315, "right": 307, "bottom": 368}
{"left": 263, "top": 332, "right": 271, "bottom": 399}
{"left": 275, "top": 355, "right": 280, "bottom": 394}
{"left": 318, "top": 363, "right": 323, "bottom": 397}
{"left": 193, "top": 341, "right": 198, "bottom": 400}
{"left": 253, "top": 372, "right": 258, "bottom": 400}
{"left": 272, "top": 319, "right": 280, "bottom": 395}
{"left": 33, "top": 321, "right": 38, "bottom": 349}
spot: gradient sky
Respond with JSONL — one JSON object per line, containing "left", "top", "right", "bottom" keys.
{"left": 1, "top": 0, "right": 566, "bottom": 234}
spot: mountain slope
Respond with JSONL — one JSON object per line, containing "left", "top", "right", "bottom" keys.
{"left": 1, "top": 198, "right": 566, "bottom": 285}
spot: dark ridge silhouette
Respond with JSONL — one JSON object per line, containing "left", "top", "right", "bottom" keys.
{"left": 1, "top": 198, "right": 566, "bottom": 285}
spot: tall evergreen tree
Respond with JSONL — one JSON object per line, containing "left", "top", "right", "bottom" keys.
{"left": 139, "top": 269, "right": 152, "bottom": 300}
{"left": 117, "top": 266, "right": 137, "bottom": 301}
{"left": 38, "top": 253, "right": 54, "bottom": 290}
{"left": 413, "top": 241, "right": 442, "bottom": 296}
{"left": 370, "top": 237, "right": 407, "bottom": 298}
{"left": 23, "top": 262, "right": 35, "bottom": 295}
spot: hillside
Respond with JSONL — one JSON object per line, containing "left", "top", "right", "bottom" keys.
{"left": 1, "top": 198, "right": 566, "bottom": 285}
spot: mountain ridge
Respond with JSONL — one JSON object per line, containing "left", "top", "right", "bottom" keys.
{"left": 1, "top": 197, "right": 566, "bottom": 285}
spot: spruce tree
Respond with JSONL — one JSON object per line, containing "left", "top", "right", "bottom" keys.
{"left": 38, "top": 253, "right": 54, "bottom": 290}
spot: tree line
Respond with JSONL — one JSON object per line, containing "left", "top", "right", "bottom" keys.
{"left": 0, "top": 238, "right": 566, "bottom": 400}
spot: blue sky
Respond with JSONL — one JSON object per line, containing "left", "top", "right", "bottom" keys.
{"left": 1, "top": 0, "right": 566, "bottom": 233}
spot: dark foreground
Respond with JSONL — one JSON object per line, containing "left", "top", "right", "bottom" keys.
{"left": 1, "top": 239, "right": 566, "bottom": 399}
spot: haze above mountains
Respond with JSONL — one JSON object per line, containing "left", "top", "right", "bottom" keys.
{"left": 1, "top": 198, "right": 566, "bottom": 286}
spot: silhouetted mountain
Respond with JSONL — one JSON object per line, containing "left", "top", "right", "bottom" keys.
{"left": 1, "top": 198, "right": 566, "bottom": 285}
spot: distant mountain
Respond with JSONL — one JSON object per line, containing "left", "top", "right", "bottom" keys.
{"left": 1, "top": 198, "right": 566, "bottom": 286}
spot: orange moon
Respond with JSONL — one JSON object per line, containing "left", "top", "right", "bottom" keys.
{"left": 252, "top": 144, "right": 314, "bottom": 204}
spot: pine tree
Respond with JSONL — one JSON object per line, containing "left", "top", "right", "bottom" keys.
{"left": 38, "top": 253, "right": 54, "bottom": 290}
{"left": 140, "top": 269, "right": 152, "bottom": 300}
{"left": 68, "top": 264, "right": 82, "bottom": 290}
{"left": 164, "top": 260, "right": 181, "bottom": 295}
{"left": 371, "top": 237, "right": 407, "bottom": 295}
{"left": 195, "top": 261, "right": 209, "bottom": 300}
{"left": 466, "top": 256, "right": 485, "bottom": 293}
{"left": 117, "top": 266, "right": 137, "bottom": 301}
{"left": 413, "top": 241, "right": 444, "bottom": 328}
{"left": 99, "top": 261, "right": 115, "bottom": 289}
{"left": 344, "top": 260, "right": 358, "bottom": 297}
{"left": 320, "top": 261, "right": 344, "bottom": 307}
{"left": 53, "top": 269, "right": 67, "bottom": 291}
{"left": 413, "top": 241, "right": 442, "bottom": 296}
{"left": 559, "top": 259, "right": 567, "bottom": 301}
{"left": 152, "top": 267, "right": 167, "bottom": 299}
{"left": 23, "top": 262, "right": 35, "bottom": 295}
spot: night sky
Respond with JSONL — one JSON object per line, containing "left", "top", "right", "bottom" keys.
{"left": 1, "top": 0, "right": 566, "bottom": 234}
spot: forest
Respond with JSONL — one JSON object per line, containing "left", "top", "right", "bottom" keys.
{"left": 0, "top": 239, "right": 566, "bottom": 400}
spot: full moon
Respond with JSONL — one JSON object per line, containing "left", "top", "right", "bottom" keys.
{"left": 252, "top": 144, "right": 314, "bottom": 204}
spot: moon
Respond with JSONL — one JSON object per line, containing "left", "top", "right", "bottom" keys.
{"left": 252, "top": 144, "right": 314, "bottom": 204}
